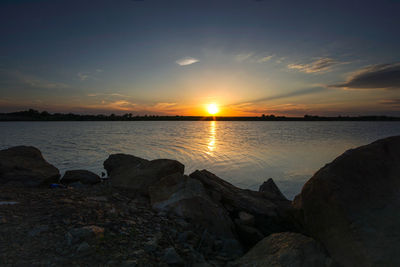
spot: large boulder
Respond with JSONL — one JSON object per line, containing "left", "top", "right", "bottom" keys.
{"left": 61, "top": 170, "right": 101, "bottom": 185}
{"left": 190, "top": 170, "right": 295, "bottom": 236}
{"left": 231, "top": 232, "right": 334, "bottom": 267}
{"left": 259, "top": 178, "right": 287, "bottom": 201}
{"left": 149, "top": 173, "right": 235, "bottom": 238}
{"left": 103, "top": 153, "right": 184, "bottom": 195}
{"left": 0, "top": 146, "right": 60, "bottom": 186}
{"left": 293, "top": 136, "right": 400, "bottom": 267}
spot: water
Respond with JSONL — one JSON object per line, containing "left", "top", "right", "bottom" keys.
{"left": 1, "top": 121, "right": 399, "bottom": 199}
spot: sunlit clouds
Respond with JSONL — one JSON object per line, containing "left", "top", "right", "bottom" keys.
{"left": 332, "top": 63, "right": 400, "bottom": 89}
{"left": 288, "top": 58, "right": 340, "bottom": 73}
{"left": 176, "top": 57, "right": 199, "bottom": 66}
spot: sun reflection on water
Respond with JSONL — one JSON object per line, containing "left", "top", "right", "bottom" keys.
{"left": 207, "top": 121, "right": 216, "bottom": 153}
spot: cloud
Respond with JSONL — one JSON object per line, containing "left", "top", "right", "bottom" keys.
{"left": 235, "top": 53, "right": 254, "bottom": 62}
{"left": 78, "top": 69, "right": 104, "bottom": 81}
{"left": 332, "top": 63, "right": 400, "bottom": 89}
{"left": 78, "top": 72, "right": 89, "bottom": 81}
{"left": 0, "top": 69, "right": 69, "bottom": 90}
{"left": 87, "top": 93, "right": 128, "bottom": 98}
{"left": 235, "top": 87, "right": 326, "bottom": 105}
{"left": 153, "top": 102, "right": 177, "bottom": 109}
{"left": 257, "top": 55, "right": 274, "bottom": 63}
{"left": 176, "top": 57, "right": 199, "bottom": 66}
{"left": 235, "top": 53, "right": 274, "bottom": 63}
{"left": 379, "top": 99, "right": 400, "bottom": 107}
{"left": 288, "top": 58, "right": 340, "bottom": 73}
{"left": 276, "top": 57, "right": 286, "bottom": 64}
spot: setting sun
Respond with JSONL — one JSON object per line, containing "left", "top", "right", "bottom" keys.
{"left": 207, "top": 103, "right": 219, "bottom": 115}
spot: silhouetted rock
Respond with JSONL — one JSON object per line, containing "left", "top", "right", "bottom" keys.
{"left": 61, "top": 170, "right": 101, "bottom": 185}
{"left": 104, "top": 153, "right": 184, "bottom": 195}
{"left": 190, "top": 170, "right": 294, "bottom": 236}
{"left": 234, "top": 222, "right": 264, "bottom": 249}
{"left": 149, "top": 173, "right": 235, "bottom": 238}
{"left": 293, "top": 136, "right": 400, "bottom": 267}
{"left": 0, "top": 146, "right": 60, "bottom": 186}
{"left": 259, "top": 178, "right": 287, "bottom": 200}
{"left": 231, "top": 232, "right": 334, "bottom": 267}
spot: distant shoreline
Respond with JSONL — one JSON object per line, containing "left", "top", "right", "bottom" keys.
{"left": 1, "top": 109, "right": 400, "bottom": 121}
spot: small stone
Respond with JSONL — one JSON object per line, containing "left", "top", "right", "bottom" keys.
{"left": 144, "top": 239, "right": 158, "bottom": 253}
{"left": 121, "top": 260, "right": 137, "bottom": 267}
{"left": 65, "top": 232, "right": 73, "bottom": 246}
{"left": 76, "top": 242, "right": 90, "bottom": 253}
{"left": 220, "top": 239, "right": 243, "bottom": 258}
{"left": 28, "top": 225, "right": 49, "bottom": 237}
{"left": 68, "top": 225, "right": 104, "bottom": 243}
{"left": 238, "top": 211, "right": 255, "bottom": 226}
{"left": 162, "top": 247, "right": 183, "bottom": 265}
{"left": 178, "top": 231, "right": 196, "bottom": 243}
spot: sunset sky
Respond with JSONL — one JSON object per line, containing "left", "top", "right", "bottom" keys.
{"left": 1, "top": 0, "right": 400, "bottom": 116}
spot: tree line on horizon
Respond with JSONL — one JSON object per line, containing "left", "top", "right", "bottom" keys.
{"left": 0, "top": 109, "right": 399, "bottom": 121}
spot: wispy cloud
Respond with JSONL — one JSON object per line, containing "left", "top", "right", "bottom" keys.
{"left": 233, "top": 87, "right": 326, "bottom": 106}
{"left": 331, "top": 63, "right": 400, "bottom": 89}
{"left": 78, "top": 69, "right": 104, "bottom": 81}
{"left": 78, "top": 72, "right": 89, "bottom": 81}
{"left": 235, "top": 53, "right": 274, "bottom": 63}
{"left": 257, "top": 55, "right": 274, "bottom": 63}
{"left": 288, "top": 58, "right": 340, "bottom": 73}
{"left": 0, "top": 69, "right": 69, "bottom": 90}
{"left": 153, "top": 102, "right": 177, "bottom": 109}
{"left": 379, "top": 99, "right": 400, "bottom": 107}
{"left": 87, "top": 93, "right": 128, "bottom": 98}
{"left": 176, "top": 57, "right": 199, "bottom": 66}
{"left": 235, "top": 53, "right": 254, "bottom": 62}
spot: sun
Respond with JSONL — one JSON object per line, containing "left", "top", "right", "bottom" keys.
{"left": 207, "top": 103, "right": 219, "bottom": 115}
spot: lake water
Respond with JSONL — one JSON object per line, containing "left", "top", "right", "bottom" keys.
{"left": 1, "top": 121, "right": 400, "bottom": 199}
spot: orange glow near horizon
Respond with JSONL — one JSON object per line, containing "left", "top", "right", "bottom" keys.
{"left": 207, "top": 103, "right": 219, "bottom": 115}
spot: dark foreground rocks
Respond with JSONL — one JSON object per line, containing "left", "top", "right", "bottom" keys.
{"left": 61, "top": 170, "right": 101, "bottom": 186}
{"left": 294, "top": 136, "right": 400, "bottom": 267}
{"left": 149, "top": 173, "right": 236, "bottom": 238}
{"left": 231, "top": 232, "right": 335, "bottom": 267}
{"left": 0, "top": 146, "right": 60, "bottom": 186}
{"left": 0, "top": 185, "right": 231, "bottom": 266}
{"left": 104, "top": 153, "right": 184, "bottom": 195}
{"left": 1, "top": 135, "right": 400, "bottom": 266}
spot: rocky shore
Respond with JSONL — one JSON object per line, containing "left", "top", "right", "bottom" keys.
{"left": 1, "top": 136, "right": 400, "bottom": 266}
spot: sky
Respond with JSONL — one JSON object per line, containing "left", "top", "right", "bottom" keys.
{"left": 1, "top": 0, "right": 400, "bottom": 116}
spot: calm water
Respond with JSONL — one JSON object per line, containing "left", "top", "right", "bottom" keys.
{"left": 1, "top": 121, "right": 400, "bottom": 199}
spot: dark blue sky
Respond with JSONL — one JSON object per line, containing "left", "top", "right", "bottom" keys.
{"left": 1, "top": 0, "right": 400, "bottom": 115}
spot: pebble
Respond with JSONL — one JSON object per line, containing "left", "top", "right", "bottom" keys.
{"left": 162, "top": 247, "right": 184, "bottom": 265}
{"left": 76, "top": 242, "right": 90, "bottom": 253}
{"left": 28, "top": 225, "right": 49, "bottom": 237}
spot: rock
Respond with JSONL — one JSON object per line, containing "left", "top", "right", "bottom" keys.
{"left": 76, "top": 242, "right": 90, "bottom": 253}
{"left": 28, "top": 225, "right": 49, "bottom": 237}
{"left": 0, "top": 146, "right": 60, "bottom": 186}
{"left": 190, "top": 170, "right": 294, "bottom": 236}
{"left": 220, "top": 238, "right": 244, "bottom": 259}
{"left": 104, "top": 153, "right": 184, "bottom": 195}
{"left": 259, "top": 178, "right": 287, "bottom": 200}
{"left": 149, "top": 173, "right": 235, "bottom": 238}
{"left": 143, "top": 239, "right": 158, "bottom": 253}
{"left": 121, "top": 260, "right": 138, "bottom": 267}
{"left": 293, "top": 136, "right": 400, "bottom": 267}
{"left": 178, "top": 231, "right": 196, "bottom": 244}
{"left": 238, "top": 211, "right": 255, "bottom": 226}
{"left": 234, "top": 222, "right": 264, "bottom": 249}
{"left": 162, "top": 247, "right": 184, "bottom": 265}
{"left": 61, "top": 170, "right": 101, "bottom": 185}
{"left": 68, "top": 225, "right": 104, "bottom": 244}
{"left": 232, "top": 232, "right": 333, "bottom": 267}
